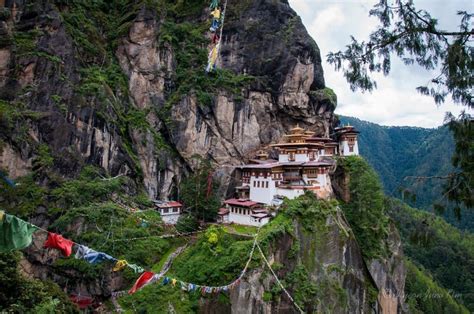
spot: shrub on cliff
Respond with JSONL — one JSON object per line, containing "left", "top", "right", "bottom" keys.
{"left": 338, "top": 156, "right": 390, "bottom": 259}
{"left": 0, "top": 252, "right": 78, "bottom": 313}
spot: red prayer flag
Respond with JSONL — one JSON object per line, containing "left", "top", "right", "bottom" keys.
{"left": 128, "top": 271, "right": 154, "bottom": 294}
{"left": 43, "top": 232, "right": 74, "bottom": 257}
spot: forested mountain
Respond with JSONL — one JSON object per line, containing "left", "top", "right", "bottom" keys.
{"left": 386, "top": 198, "right": 474, "bottom": 311}
{"left": 339, "top": 116, "right": 473, "bottom": 231}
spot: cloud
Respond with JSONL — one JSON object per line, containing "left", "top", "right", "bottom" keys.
{"left": 288, "top": 0, "right": 472, "bottom": 127}
{"left": 308, "top": 5, "right": 345, "bottom": 36}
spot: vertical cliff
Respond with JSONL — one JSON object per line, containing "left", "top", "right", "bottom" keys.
{"left": 0, "top": 0, "right": 337, "bottom": 200}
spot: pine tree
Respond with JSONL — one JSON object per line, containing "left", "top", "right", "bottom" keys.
{"left": 328, "top": 0, "right": 473, "bottom": 211}
{"left": 179, "top": 155, "right": 220, "bottom": 222}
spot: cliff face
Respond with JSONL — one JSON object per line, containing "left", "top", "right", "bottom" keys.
{"left": 0, "top": 1, "right": 406, "bottom": 313}
{"left": 201, "top": 208, "right": 406, "bottom": 314}
{"left": 0, "top": 0, "right": 336, "bottom": 200}
{"left": 229, "top": 212, "right": 378, "bottom": 314}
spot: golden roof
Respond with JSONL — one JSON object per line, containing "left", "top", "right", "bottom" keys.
{"left": 289, "top": 124, "right": 304, "bottom": 134}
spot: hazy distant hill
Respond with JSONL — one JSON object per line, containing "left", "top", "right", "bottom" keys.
{"left": 339, "top": 116, "right": 472, "bottom": 230}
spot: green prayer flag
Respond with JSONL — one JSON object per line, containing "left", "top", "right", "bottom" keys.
{"left": 128, "top": 263, "right": 145, "bottom": 274}
{"left": 0, "top": 214, "right": 39, "bottom": 252}
{"left": 210, "top": 0, "right": 219, "bottom": 9}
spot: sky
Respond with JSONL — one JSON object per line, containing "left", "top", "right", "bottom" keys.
{"left": 287, "top": 0, "right": 473, "bottom": 128}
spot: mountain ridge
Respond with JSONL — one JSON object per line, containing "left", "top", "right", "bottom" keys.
{"left": 339, "top": 115, "right": 473, "bottom": 231}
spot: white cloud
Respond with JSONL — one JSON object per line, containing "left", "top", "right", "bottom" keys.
{"left": 288, "top": 0, "right": 472, "bottom": 127}
{"left": 308, "top": 5, "right": 345, "bottom": 36}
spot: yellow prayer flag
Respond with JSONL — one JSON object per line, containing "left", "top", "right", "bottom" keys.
{"left": 113, "top": 259, "right": 128, "bottom": 272}
{"left": 211, "top": 8, "right": 221, "bottom": 19}
{"left": 172, "top": 278, "right": 177, "bottom": 286}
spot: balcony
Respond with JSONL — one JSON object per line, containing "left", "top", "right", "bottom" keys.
{"left": 283, "top": 174, "right": 302, "bottom": 181}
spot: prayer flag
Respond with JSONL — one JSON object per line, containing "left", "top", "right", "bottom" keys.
{"left": 128, "top": 264, "right": 145, "bottom": 274}
{"left": 0, "top": 214, "right": 38, "bottom": 252}
{"left": 43, "top": 232, "right": 74, "bottom": 257}
{"left": 129, "top": 271, "right": 155, "bottom": 294}
{"left": 113, "top": 260, "right": 128, "bottom": 272}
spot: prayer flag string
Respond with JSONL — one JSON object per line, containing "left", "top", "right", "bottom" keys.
{"left": 206, "top": 0, "right": 228, "bottom": 72}
{"left": 0, "top": 211, "right": 304, "bottom": 312}
{"left": 0, "top": 211, "right": 259, "bottom": 298}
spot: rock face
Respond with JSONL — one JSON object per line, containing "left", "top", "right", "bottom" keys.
{"left": 202, "top": 210, "right": 399, "bottom": 313}
{"left": 0, "top": 0, "right": 336, "bottom": 200}
{"left": 369, "top": 224, "right": 407, "bottom": 314}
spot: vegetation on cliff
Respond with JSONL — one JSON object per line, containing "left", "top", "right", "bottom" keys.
{"left": 178, "top": 156, "right": 220, "bottom": 222}
{"left": 2, "top": 0, "right": 470, "bottom": 312}
{"left": 338, "top": 156, "right": 390, "bottom": 259}
{"left": 0, "top": 252, "right": 78, "bottom": 313}
{"left": 118, "top": 195, "right": 374, "bottom": 313}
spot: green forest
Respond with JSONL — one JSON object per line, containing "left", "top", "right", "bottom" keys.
{"left": 339, "top": 116, "right": 473, "bottom": 231}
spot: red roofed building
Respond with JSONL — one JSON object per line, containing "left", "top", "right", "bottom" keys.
{"left": 221, "top": 198, "right": 271, "bottom": 226}
{"left": 154, "top": 201, "right": 183, "bottom": 224}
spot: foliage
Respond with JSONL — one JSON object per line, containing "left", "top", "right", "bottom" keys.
{"left": 50, "top": 202, "right": 168, "bottom": 268}
{"left": 329, "top": 1, "right": 473, "bottom": 214}
{"left": 0, "top": 165, "right": 128, "bottom": 218}
{"left": 258, "top": 195, "right": 355, "bottom": 312}
{"left": 284, "top": 265, "right": 319, "bottom": 311}
{"left": 405, "top": 259, "right": 469, "bottom": 313}
{"left": 179, "top": 156, "right": 220, "bottom": 221}
{"left": 12, "top": 29, "right": 42, "bottom": 55}
{"left": 119, "top": 284, "right": 197, "bottom": 313}
{"left": 281, "top": 191, "right": 338, "bottom": 232}
{"left": 0, "top": 100, "right": 44, "bottom": 144}
{"left": 0, "top": 174, "right": 48, "bottom": 218}
{"left": 176, "top": 214, "right": 199, "bottom": 233}
{"left": 33, "top": 144, "right": 55, "bottom": 175}
{"left": 119, "top": 228, "right": 252, "bottom": 312}
{"left": 340, "top": 115, "right": 474, "bottom": 231}
{"left": 58, "top": 0, "right": 173, "bottom": 173}
{"left": 77, "top": 64, "right": 128, "bottom": 98}
{"left": 50, "top": 166, "right": 124, "bottom": 210}
{"left": 255, "top": 209, "right": 294, "bottom": 249}
{"left": 170, "top": 227, "right": 256, "bottom": 286}
{"left": 327, "top": 1, "right": 473, "bottom": 107}
{"left": 157, "top": 16, "right": 254, "bottom": 118}
{"left": 0, "top": 252, "right": 78, "bottom": 313}
{"left": 443, "top": 112, "right": 473, "bottom": 213}
{"left": 338, "top": 156, "right": 390, "bottom": 259}
{"left": 387, "top": 198, "right": 474, "bottom": 310}
{"left": 60, "top": 0, "right": 139, "bottom": 61}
